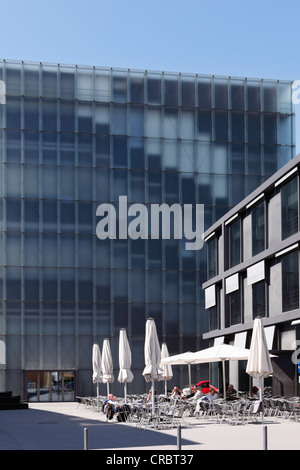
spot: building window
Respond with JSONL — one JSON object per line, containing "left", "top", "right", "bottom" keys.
{"left": 207, "top": 236, "right": 217, "bottom": 279}
{"left": 209, "top": 286, "right": 219, "bottom": 331}
{"left": 228, "top": 218, "right": 241, "bottom": 268}
{"left": 252, "top": 201, "right": 265, "bottom": 256}
{"left": 281, "top": 176, "right": 298, "bottom": 240}
{"left": 227, "top": 290, "right": 241, "bottom": 325}
{"left": 252, "top": 280, "right": 266, "bottom": 318}
{"left": 282, "top": 250, "right": 299, "bottom": 312}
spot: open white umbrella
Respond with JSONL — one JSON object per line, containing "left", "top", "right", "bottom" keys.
{"left": 142, "top": 318, "right": 162, "bottom": 414}
{"left": 161, "top": 343, "right": 252, "bottom": 397}
{"left": 160, "top": 351, "right": 196, "bottom": 393}
{"left": 92, "top": 343, "right": 102, "bottom": 398}
{"left": 246, "top": 317, "right": 274, "bottom": 401}
{"left": 160, "top": 342, "right": 173, "bottom": 396}
{"left": 118, "top": 328, "right": 134, "bottom": 403}
{"left": 192, "top": 343, "right": 252, "bottom": 398}
{"left": 101, "top": 338, "right": 114, "bottom": 396}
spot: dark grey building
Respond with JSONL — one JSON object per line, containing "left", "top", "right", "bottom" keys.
{"left": 202, "top": 154, "right": 300, "bottom": 397}
{"left": 0, "top": 59, "right": 295, "bottom": 400}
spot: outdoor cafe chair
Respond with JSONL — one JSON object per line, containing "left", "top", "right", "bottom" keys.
{"left": 245, "top": 400, "right": 264, "bottom": 424}
{"left": 136, "top": 406, "right": 153, "bottom": 429}
{"left": 283, "top": 399, "right": 300, "bottom": 422}
{"left": 213, "top": 401, "right": 242, "bottom": 425}
{"left": 268, "top": 398, "right": 281, "bottom": 419}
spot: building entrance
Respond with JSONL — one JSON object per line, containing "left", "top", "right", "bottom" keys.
{"left": 26, "top": 371, "right": 75, "bottom": 402}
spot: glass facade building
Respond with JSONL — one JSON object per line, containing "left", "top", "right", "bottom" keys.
{"left": 0, "top": 59, "right": 295, "bottom": 400}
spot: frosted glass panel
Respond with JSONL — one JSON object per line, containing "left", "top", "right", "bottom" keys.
{"left": 6, "top": 233, "right": 21, "bottom": 266}
{"left": 43, "top": 235, "right": 57, "bottom": 267}
{"left": 60, "top": 167, "right": 74, "bottom": 200}
{"left": 77, "top": 102, "right": 92, "bottom": 133}
{"left": 263, "top": 82, "right": 277, "bottom": 112}
{"left": 163, "top": 109, "right": 178, "bottom": 138}
{"left": 42, "top": 66, "right": 57, "bottom": 98}
{"left": 95, "top": 70, "right": 111, "bottom": 102}
{"left": 180, "top": 110, "right": 194, "bottom": 140}
{"left": 214, "top": 78, "right": 228, "bottom": 109}
{"left": 279, "top": 115, "right": 292, "bottom": 146}
{"left": 113, "top": 72, "right": 127, "bottom": 103}
{"left": 197, "top": 110, "right": 211, "bottom": 141}
{"left": 214, "top": 143, "right": 228, "bottom": 174}
{"left": 112, "top": 104, "right": 127, "bottom": 134}
{"left": 43, "top": 166, "right": 57, "bottom": 198}
{"left": 78, "top": 168, "right": 92, "bottom": 200}
{"left": 24, "top": 63, "right": 40, "bottom": 96}
{"left": 78, "top": 236, "right": 93, "bottom": 267}
{"left": 25, "top": 234, "right": 39, "bottom": 266}
{"left": 95, "top": 103, "right": 110, "bottom": 133}
{"left": 163, "top": 140, "right": 177, "bottom": 169}
{"left": 77, "top": 69, "right": 93, "bottom": 100}
{"left": 61, "top": 235, "right": 75, "bottom": 267}
{"left": 196, "top": 142, "right": 212, "bottom": 173}
{"left": 180, "top": 141, "right": 194, "bottom": 172}
{"left": 146, "top": 108, "right": 161, "bottom": 137}
{"left": 130, "top": 106, "right": 144, "bottom": 137}
{"left": 278, "top": 83, "right": 292, "bottom": 113}
{"left": 24, "top": 166, "right": 39, "bottom": 197}
{"left": 59, "top": 66, "right": 75, "bottom": 99}
{"left": 181, "top": 77, "right": 195, "bottom": 106}
{"left": 6, "top": 164, "right": 21, "bottom": 196}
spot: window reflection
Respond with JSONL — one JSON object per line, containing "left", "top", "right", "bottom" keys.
{"left": 281, "top": 176, "right": 298, "bottom": 240}
{"left": 282, "top": 250, "right": 299, "bottom": 312}
{"left": 252, "top": 200, "right": 265, "bottom": 256}
{"left": 228, "top": 218, "right": 241, "bottom": 268}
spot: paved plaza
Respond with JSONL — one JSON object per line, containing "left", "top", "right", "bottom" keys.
{"left": 0, "top": 401, "right": 299, "bottom": 451}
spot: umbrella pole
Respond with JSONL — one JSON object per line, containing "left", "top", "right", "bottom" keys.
{"left": 164, "top": 380, "right": 167, "bottom": 396}
{"left": 188, "top": 364, "right": 192, "bottom": 392}
{"left": 222, "top": 360, "right": 226, "bottom": 399}
{"left": 124, "top": 382, "right": 127, "bottom": 403}
{"left": 107, "top": 383, "right": 109, "bottom": 396}
{"left": 97, "top": 383, "right": 99, "bottom": 399}
{"left": 151, "top": 380, "right": 155, "bottom": 415}
{"left": 259, "top": 376, "right": 263, "bottom": 422}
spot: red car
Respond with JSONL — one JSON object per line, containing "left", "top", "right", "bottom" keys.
{"left": 195, "top": 380, "right": 210, "bottom": 394}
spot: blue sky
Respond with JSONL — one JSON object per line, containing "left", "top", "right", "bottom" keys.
{"left": 1, "top": 0, "right": 300, "bottom": 150}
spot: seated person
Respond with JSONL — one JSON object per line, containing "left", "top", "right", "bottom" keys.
{"left": 206, "top": 385, "right": 218, "bottom": 401}
{"left": 251, "top": 386, "right": 263, "bottom": 399}
{"left": 170, "top": 386, "right": 181, "bottom": 398}
{"left": 226, "top": 384, "right": 237, "bottom": 398}
{"left": 104, "top": 394, "right": 122, "bottom": 420}
{"left": 193, "top": 386, "right": 203, "bottom": 400}
{"left": 146, "top": 389, "right": 157, "bottom": 403}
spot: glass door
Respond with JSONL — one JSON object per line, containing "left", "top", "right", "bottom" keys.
{"left": 26, "top": 371, "right": 75, "bottom": 402}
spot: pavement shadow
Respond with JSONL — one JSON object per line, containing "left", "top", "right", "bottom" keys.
{"left": 0, "top": 408, "right": 198, "bottom": 450}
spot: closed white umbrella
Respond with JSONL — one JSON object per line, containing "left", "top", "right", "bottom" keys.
{"left": 101, "top": 338, "right": 114, "bottom": 396}
{"left": 92, "top": 343, "right": 102, "bottom": 398}
{"left": 118, "top": 328, "right": 134, "bottom": 403}
{"left": 160, "top": 342, "right": 173, "bottom": 396}
{"left": 142, "top": 318, "right": 162, "bottom": 414}
{"left": 246, "top": 317, "right": 274, "bottom": 401}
